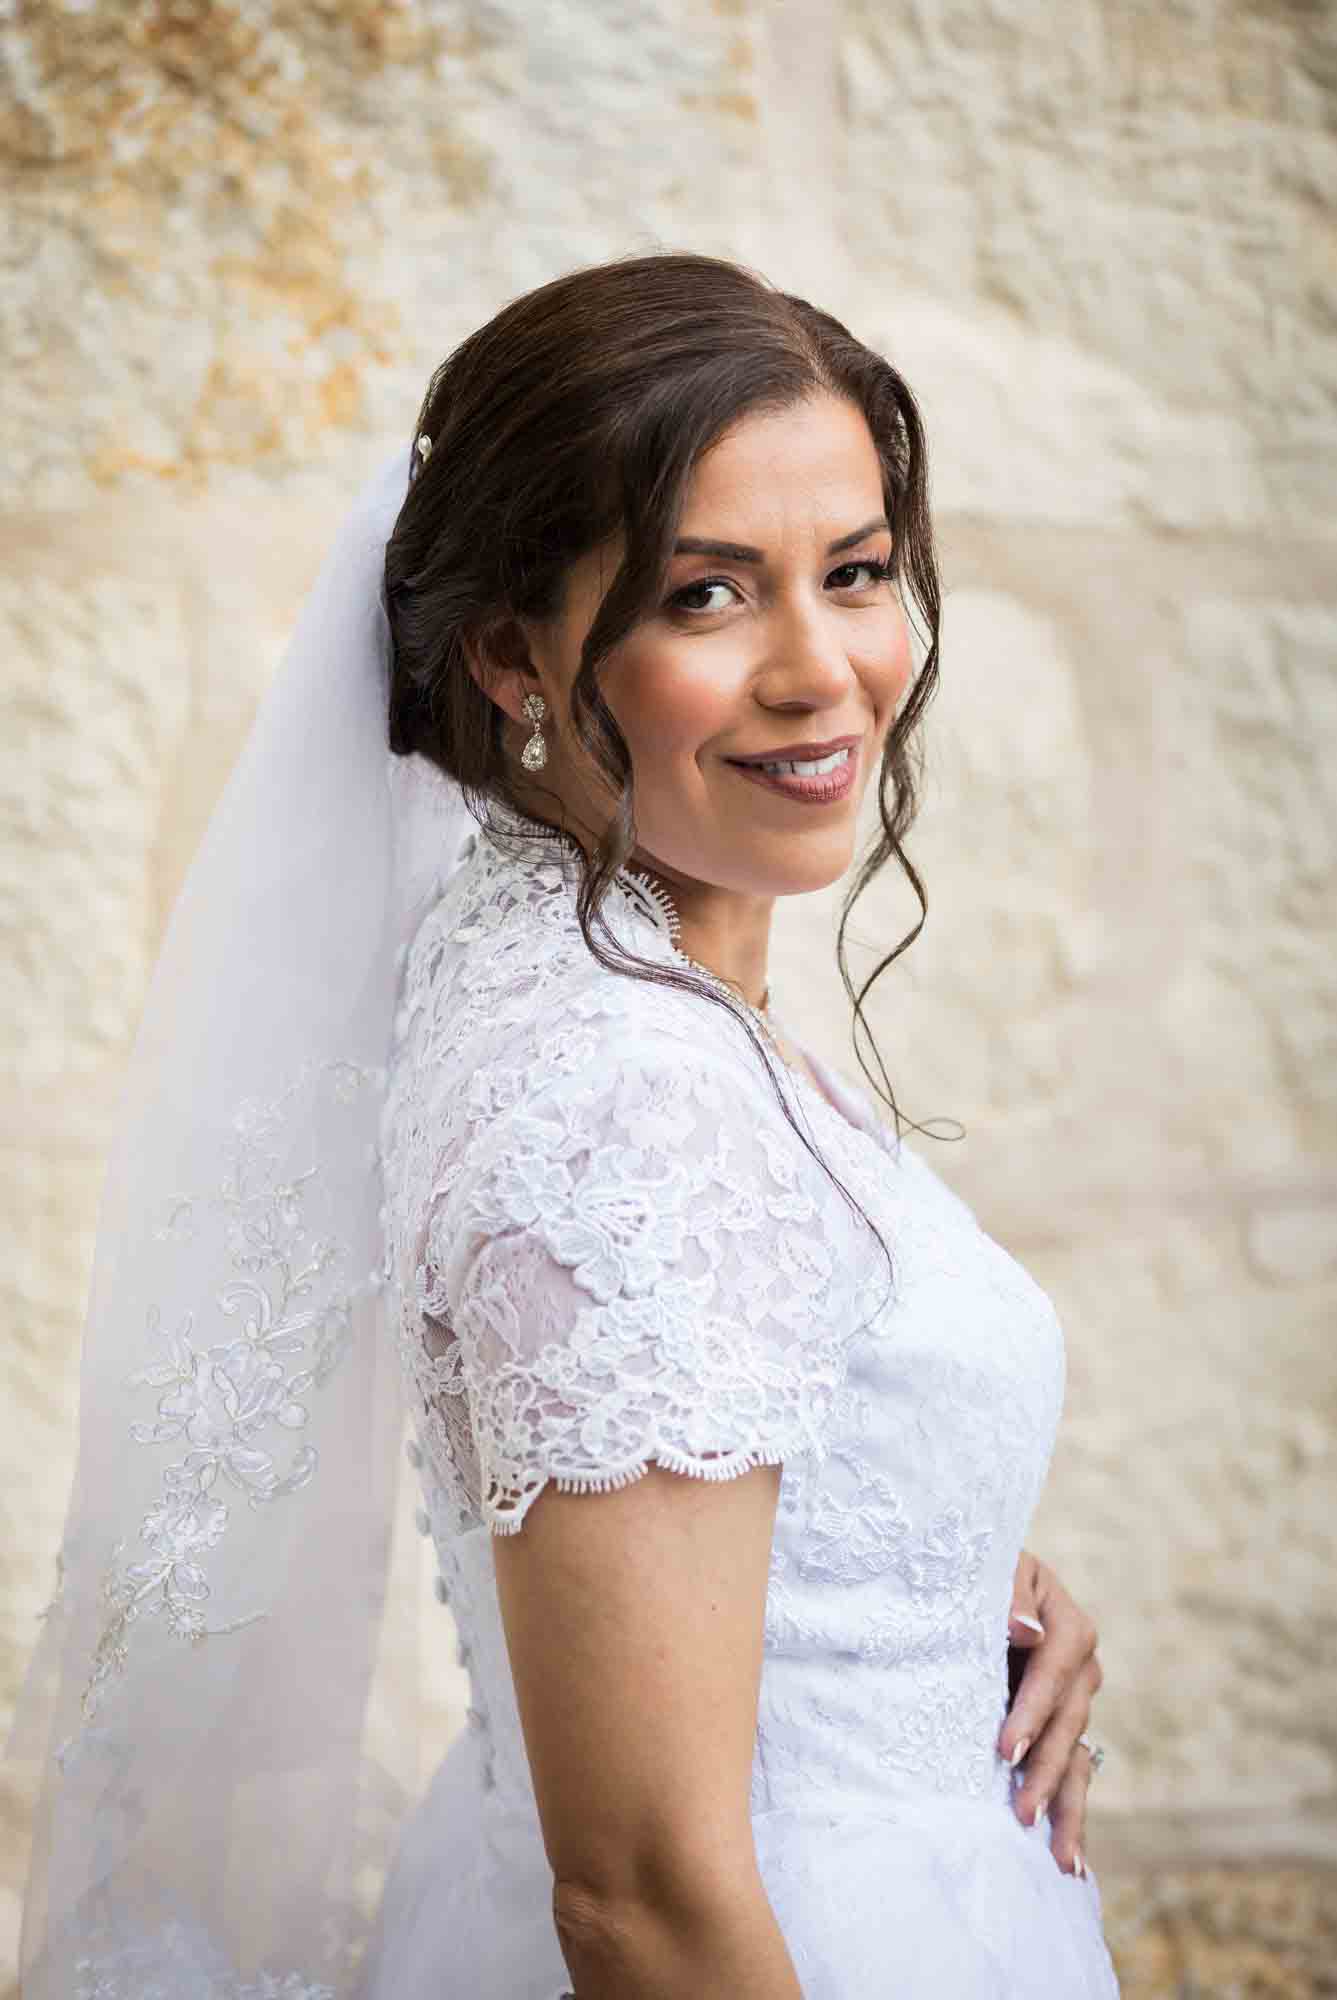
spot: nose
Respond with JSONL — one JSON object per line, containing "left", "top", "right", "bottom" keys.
{"left": 756, "top": 593, "right": 864, "bottom": 712}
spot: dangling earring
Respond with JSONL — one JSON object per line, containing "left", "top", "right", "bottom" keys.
{"left": 520, "top": 691, "right": 548, "bottom": 771}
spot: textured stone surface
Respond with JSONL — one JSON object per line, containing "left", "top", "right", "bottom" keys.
{"left": 1097, "top": 1862, "right": 1337, "bottom": 1998}
{"left": 0, "top": 0, "right": 772, "bottom": 507}
{"left": 842, "top": 0, "right": 1337, "bottom": 536}
{"left": 3, "top": 0, "right": 1333, "bottom": 1991}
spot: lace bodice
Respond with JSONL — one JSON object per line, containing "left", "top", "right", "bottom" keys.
{"left": 376, "top": 806, "right": 1069, "bottom": 1822}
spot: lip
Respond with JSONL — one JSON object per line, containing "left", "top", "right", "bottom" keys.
{"left": 727, "top": 740, "right": 858, "bottom": 805}
{"left": 725, "top": 733, "right": 862, "bottom": 766}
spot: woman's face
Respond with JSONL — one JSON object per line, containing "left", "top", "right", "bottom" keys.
{"left": 502, "top": 391, "right": 913, "bottom": 905}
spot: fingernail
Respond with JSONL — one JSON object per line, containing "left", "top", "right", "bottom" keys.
{"left": 1033, "top": 1791, "right": 1050, "bottom": 1822}
{"left": 1012, "top": 1614, "right": 1045, "bottom": 1635}
{"left": 1009, "top": 1736, "right": 1031, "bottom": 1768}
{"left": 1074, "top": 1848, "right": 1086, "bottom": 1878}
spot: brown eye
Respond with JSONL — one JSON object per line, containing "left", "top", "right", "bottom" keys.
{"left": 829, "top": 557, "right": 894, "bottom": 590}
{"left": 665, "top": 578, "right": 741, "bottom": 616}
{"left": 666, "top": 556, "right": 893, "bottom": 618}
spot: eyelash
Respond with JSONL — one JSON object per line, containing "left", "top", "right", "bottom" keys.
{"left": 666, "top": 556, "right": 895, "bottom": 617}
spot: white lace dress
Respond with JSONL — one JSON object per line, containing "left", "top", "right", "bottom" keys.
{"left": 362, "top": 806, "right": 1122, "bottom": 1999}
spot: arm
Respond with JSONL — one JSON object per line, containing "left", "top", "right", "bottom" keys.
{"left": 493, "top": 1460, "right": 803, "bottom": 2000}
{"left": 436, "top": 1034, "right": 835, "bottom": 1990}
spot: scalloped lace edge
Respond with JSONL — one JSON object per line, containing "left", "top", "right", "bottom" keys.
{"left": 484, "top": 1442, "right": 791, "bottom": 1535}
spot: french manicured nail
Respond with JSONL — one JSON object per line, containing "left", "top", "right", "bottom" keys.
{"left": 1033, "top": 1791, "right": 1050, "bottom": 1822}
{"left": 1009, "top": 1736, "right": 1031, "bottom": 1768}
{"left": 1074, "top": 1848, "right": 1086, "bottom": 1878}
{"left": 1012, "top": 1614, "right": 1045, "bottom": 1635}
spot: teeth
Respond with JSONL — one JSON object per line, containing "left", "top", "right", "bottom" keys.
{"left": 756, "top": 747, "right": 850, "bottom": 777}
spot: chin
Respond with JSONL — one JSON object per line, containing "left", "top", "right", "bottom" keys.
{"left": 719, "top": 832, "right": 857, "bottom": 899}
{"left": 770, "top": 851, "right": 855, "bottom": 897}
{"left": 636, "top": 802, "right": 857, "bottom": 894}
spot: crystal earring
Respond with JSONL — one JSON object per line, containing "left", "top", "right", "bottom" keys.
{"left": 520, "top": 691, "right": 548, "bottom": 771}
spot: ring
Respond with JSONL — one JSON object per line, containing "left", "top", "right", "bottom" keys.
{"left": 1077, "top": 1732, "right": 1105, "bottom": 1773}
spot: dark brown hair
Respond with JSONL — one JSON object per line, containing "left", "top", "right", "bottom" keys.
{"left": 385, "top": 249, "right": 941, "bottom": 1315}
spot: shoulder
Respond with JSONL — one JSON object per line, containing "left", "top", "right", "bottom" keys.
{"left": 402, "top": 853, "right": 789, "bottom": 1129}
{"left": 440, "top": 968, "right": 819, "bottom": 1246}
{"left": 428, "top": 980, "right": 859, "bottom": 1533}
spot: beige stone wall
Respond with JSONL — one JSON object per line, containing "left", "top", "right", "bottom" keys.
{"left": 3, "top": 1, "right": 1333, "bottom": 1990}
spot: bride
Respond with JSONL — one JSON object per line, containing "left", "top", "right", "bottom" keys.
{"left": 9, "top": 250, "right": 1119, "bottom": 1997}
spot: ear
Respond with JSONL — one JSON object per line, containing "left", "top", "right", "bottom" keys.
{"left": 463, "top": 614, "right": 544, "bottom": 727}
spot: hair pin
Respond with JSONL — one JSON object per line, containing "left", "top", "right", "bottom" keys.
{"left": 416, "top": 433, "right": 433, "bottom": 462}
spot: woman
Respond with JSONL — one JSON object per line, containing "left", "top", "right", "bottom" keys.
{"left": 9, "top": 251, "right": 1117, "bottom": 1997}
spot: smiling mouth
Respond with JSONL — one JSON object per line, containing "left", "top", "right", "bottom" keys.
{"left": 727, "top": 746, "right": 853, "bottom": 777}
{"left": 725, "top": 743, "right": 858, "bottom": 802}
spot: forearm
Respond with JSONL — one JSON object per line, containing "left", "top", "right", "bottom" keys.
{"left": 554, "top": 1868, "right": 803, "bottom": 1999}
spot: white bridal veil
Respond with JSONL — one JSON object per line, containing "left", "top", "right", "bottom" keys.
{"left": 7, "top": 439, "right": 481, "bottom": 1997}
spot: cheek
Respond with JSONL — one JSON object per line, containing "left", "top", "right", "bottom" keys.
{"left": 878, "top": 602, "right": 915, "bottom": 708}
{"left": 610, "top": 647, "right": 736, "bottom": 762}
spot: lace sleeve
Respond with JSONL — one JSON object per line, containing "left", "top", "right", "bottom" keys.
{"left": 426, "top": 1035, "right": 848, "bottom": 1534}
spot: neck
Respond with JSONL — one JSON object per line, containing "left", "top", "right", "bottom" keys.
{"left": 629, "top": 864, "right": 775, "bottom": 1017}
{"left": 493, "top": 794, "right": 776, "bottom": 1014}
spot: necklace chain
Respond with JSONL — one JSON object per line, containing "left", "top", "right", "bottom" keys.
{"left": 670, "top": 952, "right": 792, "bottom": 1077}
{"left": 483, "top": 806, "right": 785, "bottom": 1057}
{"left": 676, "top": 955, "right": 772, "bottom": 1024}
{"left": 666, "top": 945, "right": 845, "bottom": 1127}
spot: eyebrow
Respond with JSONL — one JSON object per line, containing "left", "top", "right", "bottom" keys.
{"left": 672, "top": 516, "right": 891, "bottom": 562}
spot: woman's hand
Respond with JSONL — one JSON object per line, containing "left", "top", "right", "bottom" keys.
{"left": 1001, "top": 1548, "right": 1104, "bottom": 1880}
